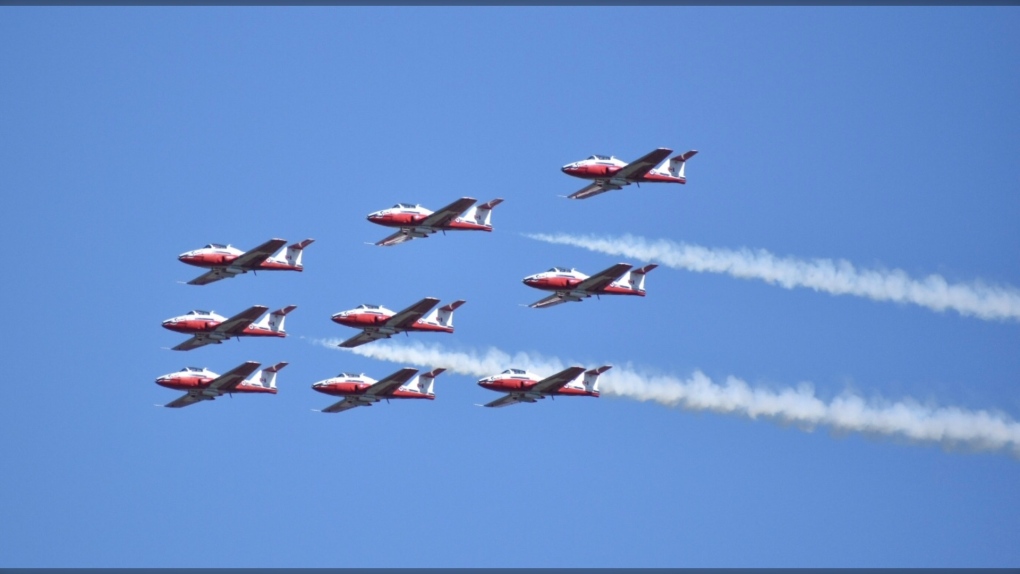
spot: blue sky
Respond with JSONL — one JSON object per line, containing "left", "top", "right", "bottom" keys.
{"left": 1, "top": 7, "right": 1018, "bottom": 568}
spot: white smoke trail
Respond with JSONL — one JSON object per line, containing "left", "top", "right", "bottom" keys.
{"left": 314, "top": 338, "right": 1020, "bottom": 456}
{"left": 524, "top": 232, "right": 1020, "bottom": 322}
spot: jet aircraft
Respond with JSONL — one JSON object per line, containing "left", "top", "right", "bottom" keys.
{"left": 367, "top": 197, "right": 504, "bottom": 246}
{"left": 162, "top": 305, "right": 297, "bottom": 351}
{"left": 523, "top": 263, "right": 658, "bottom": 308}
{"left": 178, "top": 238, "right": 314, "bottom": 285}
{"left": 155, "top": 361, "right": 287, "bottom": 408}
{"left": 477, "top": 365, "right": 611, "bottom": 408}
{"left": 332, "top": 297, "right": 466, "bottom": 348}
{"left": 561, "top": 147, "right": 698, "bottom": 199}
{"left": 311, "top": 367, "right": 446, "bottom": 413}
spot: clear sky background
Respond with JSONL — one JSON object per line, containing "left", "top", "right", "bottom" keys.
{"left": 1, "top": 7, "right": 1018, "bottom": 568}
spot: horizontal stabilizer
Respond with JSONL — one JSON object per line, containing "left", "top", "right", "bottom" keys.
{"left": 439, "top": 300, "right": 466, "bottom": 312}
{"left": 265, "top": 362, "right": 289, "bottom": 373}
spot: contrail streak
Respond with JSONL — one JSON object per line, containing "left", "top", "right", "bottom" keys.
{"left": 315, "top": 339, "right": 1020, "bottom": 456}
{"left": 524, "top": 232, "right": 1020, "bottom": 322}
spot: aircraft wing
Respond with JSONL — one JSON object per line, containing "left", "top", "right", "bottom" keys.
{"left": 338, "top": 330, "right": 391, "bottom": 349}
{"left": 421, "top": 197, "right": 477, "bottom": 228}
{"left": 614, "top": 147, "right": 673, "bottom": 180}
{"left": 531, "top": 366, "right": 587, "bottom": 394}
{"left": 164, "top": 392, "right": 210, "bottom": 409}
{"left": 482, "top": 393, "right": 536, "bottom": 408}
{"left": 322, "top": 397, "right": 370, "bottom": 414}
{"left": 171, "top": 336, "right": 215, "bottom": 352}
{"left": 364, "top": 367, "right": 419, "bottom": 396}
{"left": 232, "top": 238, "right": 288, "bottom": 269}
{"left": 528, "top": 293, "right": 571, "bottom": 309}
{"left": 576, "top": 263, "right": 633, "bottom": 293}
{"left": 567, "top": 181, "right": 617, "bottom": 200}
{"left": 215, "top": 305, "right": 269, "bottom": 335}
{"left": 207, "top": 361, "right": 262, "bottom": 392}
{"left": 375, "top": 230, "right": 418, "bottom": 247}
{"left": 187, "top": 269, "right": 234, "bottom": 286}
{"left": 385, "top": 297, "right": 441, "bottom": 330}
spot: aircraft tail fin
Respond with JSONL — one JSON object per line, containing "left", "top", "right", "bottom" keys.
{"left": 474, "top": 198, "right": 504, "bottom": 227}
{"left": 429, "top": 300, "right": 466, "bottom": 329}
{"left": 278, "top": 238, "right": 315, "bottom": 268}
{"left": 667, "top": 150, "right": 698, "bottom": 181}
{"left": 626, "top": 264, "right": 658, "bottom": 292}
{"left": 582, "top": 365, "right": 611, "bottom": 394}
{"left": 409, "top": 368, "right": 446, "bottom": 396}
{"left": 461, "top": 198, "right": 503, "bottom": 227}
{"left": 261, "top": 305, "right": 297, "bottom": 333}
{"left": 255, "top": 362, "right": 289, "bottom": 390}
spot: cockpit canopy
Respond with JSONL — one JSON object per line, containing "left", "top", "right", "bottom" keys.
{"left": 356, "top": 304, "right": 381, "bottom": 310}
{"left": 336, "top": 372, "right": 361, "bottom": 379}
{"left": 588, "top": 154, "right": 613, "bottom": 161}
{"left": 186, "top": 310, "right": 212, "bottom": 316}
{"left": 183, "top": 366, "right": 206, "bottom": 373}
{"left": 502, "top": 368, "right": 527, "bottom": 375}
{"left": 392, "top": 203, "right": 419, "bottom": 209}
{"left": 547, "top": 267, "right": 575, "bottom": 273}
{"left": 203, "top": 243, "right": 229, "bottom": 249}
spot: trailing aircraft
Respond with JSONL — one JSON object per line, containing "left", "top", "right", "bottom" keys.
{"left": 162, "top": 305, "right": 297, "bottom": 351}
{"left": 178, "top": 238, "right": 314, "bottom": 285}
{"left": 562, "top": 147, "right": 697, "bottom": 199}
{"left": 523, "top": 263, "right": 658, "bottom": 308}
{"left": 367, "top": 197, "right": 504, "bottom": 246}
{"left": 311, "top": 367, "right": 446, "bottom": 413}
{"left": 332, "top": 297, "right": 466, "bottom": 348}
{"left": 477, "top": 365, "right": 611, "bottom": 408}
{"left": 155, "top": 361, "right": 287, "bottom": 408}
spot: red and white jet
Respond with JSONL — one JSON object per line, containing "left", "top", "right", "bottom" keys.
{"left": 332, "top": 297, "right": 466, "bottom": 348}
{"left": 311, "top": 367, "right": 446, "bottom": 414}
{"left": 367, "top": 197, "right": 504, "bottom": 246}
{"left": 477, "top": 365, "right": 611, "bottom": 408}
{"left": 523, "top": 263, "right": 658, "bottom": 308}
{"left": 178, "top": 238, "right": 314, "bottom": 285}
{"left": 561, "top": 147, "right": 698, "bottom": 199}
{"left": 161, "top": 305, "right": 297, "bottom": 351}
{"left": 155, "top": 361, "right": 287, "bottom": 409}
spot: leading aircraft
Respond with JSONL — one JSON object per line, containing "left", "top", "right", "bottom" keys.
{"left": 367, "top": 197, "right": 504, "bottom": 246}
{"left": 523, "top": 263, "right": 658, "bottom": 308}
{"left": 477, "top": 365, "right": 611, "bottom": 408}
{"left": 178, "top": 238, "right": 314, "bottom": 285}
{"left": 161, "top": 305, "right": 297, "bottom": 351}
{"left": 332, "top": 297, "right": 466, "bottom": 348}
{"left": 155, "top": 361, "right": 287, "bottom": 408}
{"left": 311, "top": 367, "right": 446, "bottom": 414}
{"left": 561, "top": 147, "right": 698, "bottom": 199}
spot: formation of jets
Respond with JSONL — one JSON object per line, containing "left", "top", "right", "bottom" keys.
{"left": 156, "top": 146, "right": 696, "bottom": 412}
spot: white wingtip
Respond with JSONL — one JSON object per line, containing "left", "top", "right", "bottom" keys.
{"left": 153, "top": 404, "right": 164, "bottom": 407}
{"left": 311, "top": 409, "right": 321, "bottom": 412}
{"left": 175, "top": 280, "right": 187, "bottom": 285}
